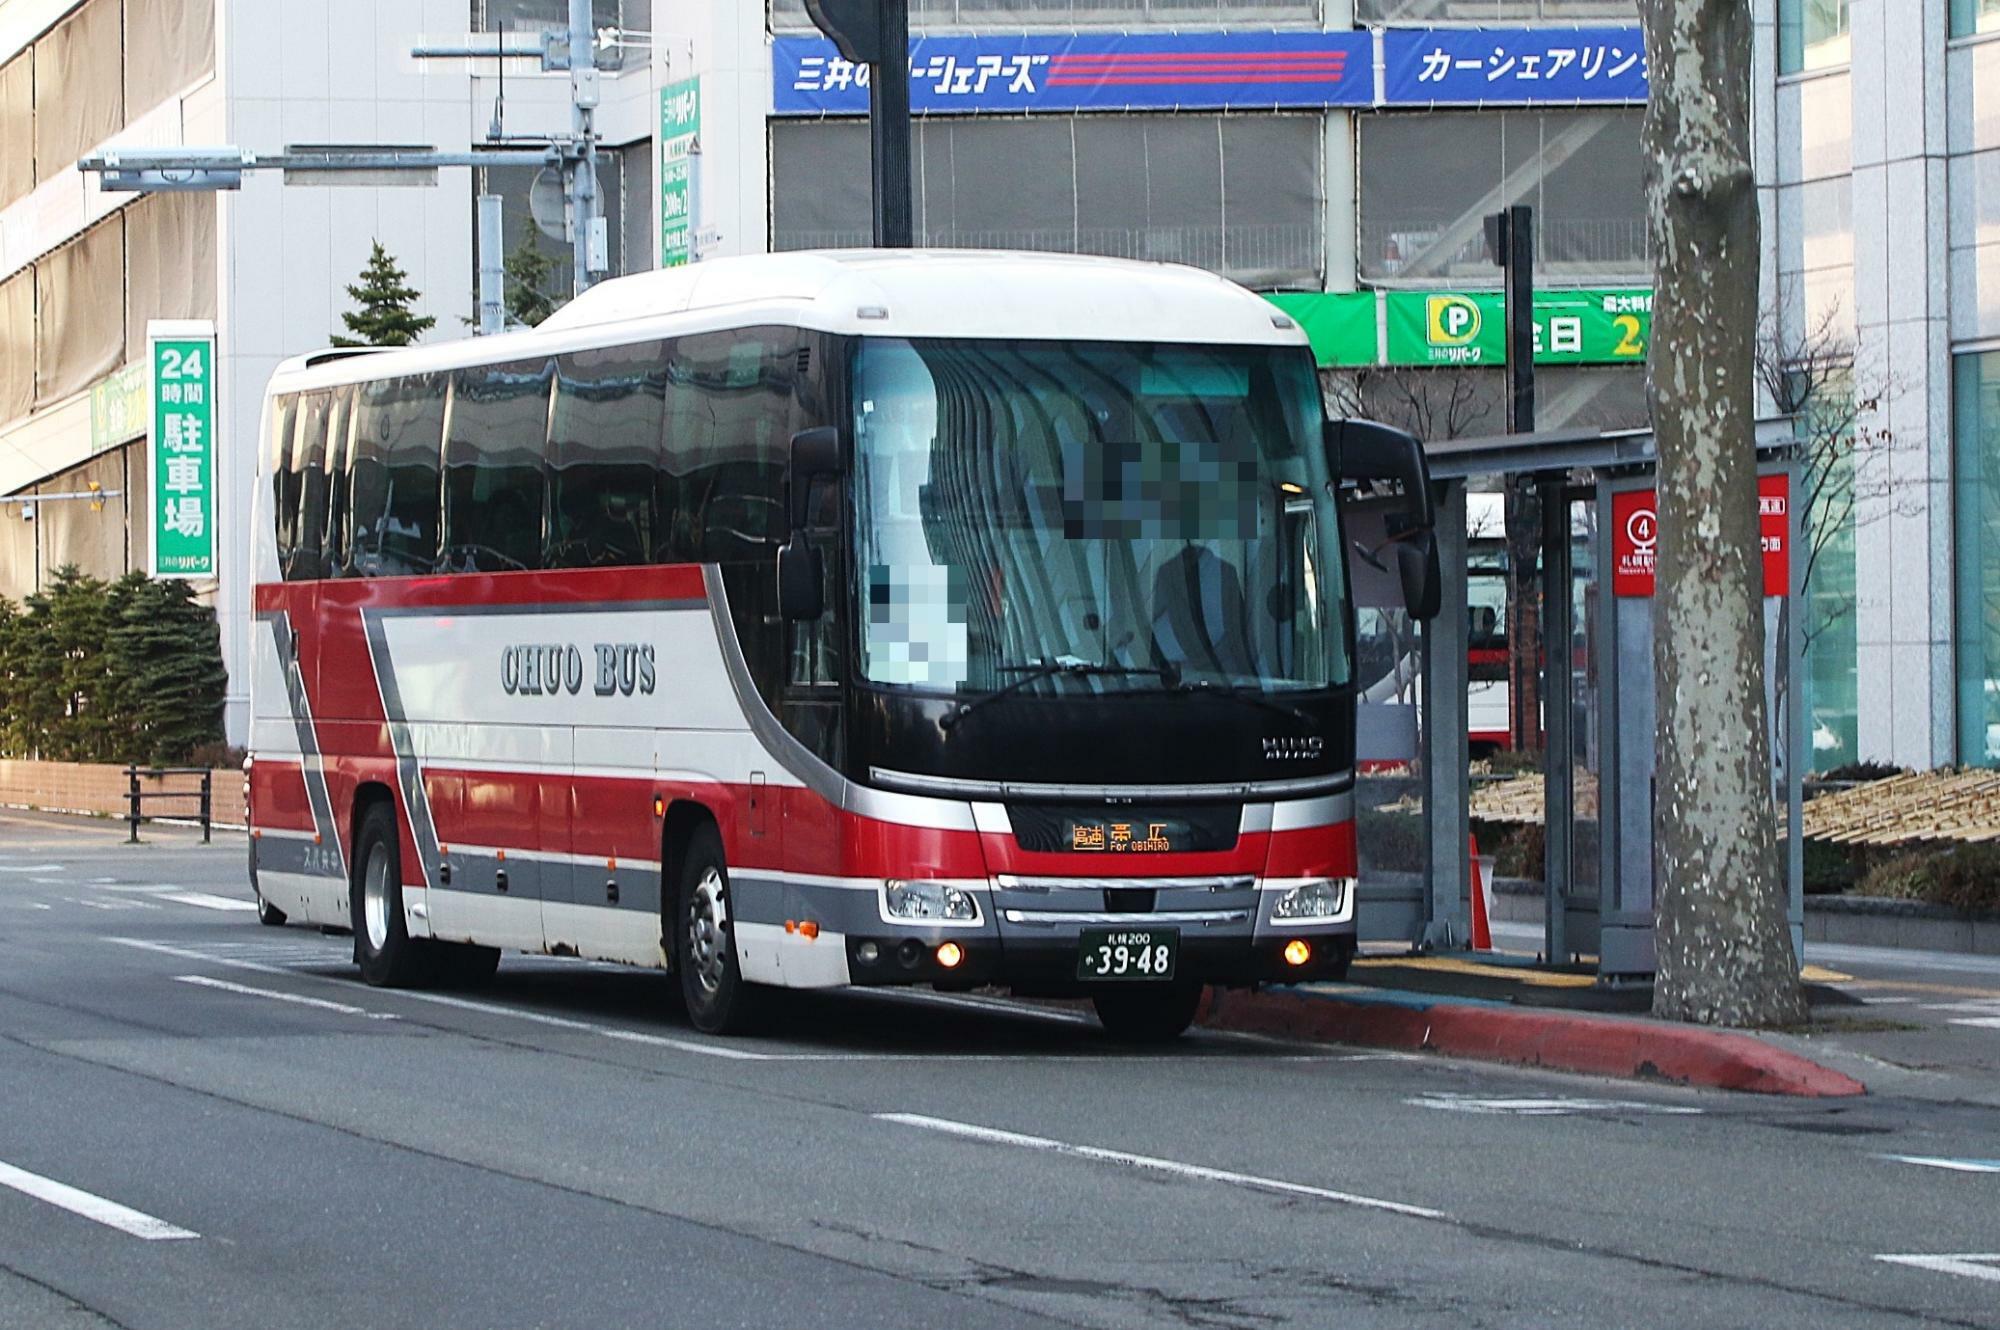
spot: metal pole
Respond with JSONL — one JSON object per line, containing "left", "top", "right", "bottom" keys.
{"left": 477, "top": 194, "right": 505, "bottom": 334}
{"left": 870, "top": 0, "right": 913, "bottom": 246}
{"left": 568, "top": 0, "right": 602, "bottom": 294}
{"left": 1421, "top": 481, "right": 1471, "bottom": 950}
{"left": 126, "top": 767, "right": 140, "bottom": 843}
{"left": 1541, "top": 484, "right": 1573, "bottom": 966}
{"left": 1502, "top": 204, "right": 1535, "bottom": 435}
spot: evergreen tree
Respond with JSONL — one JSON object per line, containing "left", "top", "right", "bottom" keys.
{"left": 0, "top": 596, "right": 21, "bottom": 756}
{"left": 504, "top": 236, "right": 560, "bottom": 328}
{"left": 331, "top": 240, "right": 437, "bottom": 347}
{"left": 13, "top": 566, "right": 114, "bottom": 761}
{"left": 106, "top": 574, "right": 226, "bottom": 764}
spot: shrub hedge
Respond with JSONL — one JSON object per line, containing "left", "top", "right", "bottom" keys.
{"left": 0, "top": 566, "right": 226, "bottom": 766}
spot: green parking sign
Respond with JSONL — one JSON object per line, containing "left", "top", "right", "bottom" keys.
{"left": 659, "top": 77, "right": 700, "bottom": 267}
{"left": 149, "top": 321, "right": 216, "bottom": 578}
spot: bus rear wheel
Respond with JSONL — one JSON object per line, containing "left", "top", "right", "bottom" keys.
{"left": 676, "top": 825, "right": 761, "bottom": 1036}
{"left": 351, "top": 803, "right": 435, "bottom": 988}
{"left": 1092, "top": 985, "right": 1203, "bottom": 1043}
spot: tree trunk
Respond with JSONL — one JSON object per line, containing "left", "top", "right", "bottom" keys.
{"left": 1641, "top": 0, "right": 1807, "bottom": 1026}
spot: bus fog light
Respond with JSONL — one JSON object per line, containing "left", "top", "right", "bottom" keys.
{"left": 883, "top": 880, "right": 979, "bottom": 922}
{"left": 1272, "top": 879, "right": 1349, "bottom": 921}
{"left": 936, "top": 941, "right": 964, "bottom": 969}
{"left": 1283, "top": 939, "right": 1313, "bottom": 967}
{"left": 857, "top": 942, "right": 880, "bottom": 965}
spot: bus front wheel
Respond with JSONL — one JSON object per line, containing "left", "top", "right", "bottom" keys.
{"left": 351, "top": 803, "right": 434, "bottom": 988}
{"left": 676, "top": 825, "right": 761, "bottom": 1036}
{"left": 1092, "top": 984, "right": 1203, "bottom": 1043}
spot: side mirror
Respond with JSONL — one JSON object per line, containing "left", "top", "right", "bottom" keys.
{"left": 1396, "top": 528, "right": 1442, "bottom": 623}
{"left": 778, "top": 542, "right": 824, "bottom": 621}
{"left": 787, "top": 426, "right": 842, "bottom": 531}
{"left": 1327, "top": 419, "right": 1440, "bottom": 622}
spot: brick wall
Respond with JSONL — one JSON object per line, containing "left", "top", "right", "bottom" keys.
{"left": 0, "top": 760, "right": 245, "bottom": 826}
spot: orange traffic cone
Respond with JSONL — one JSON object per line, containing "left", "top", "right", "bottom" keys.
{"left": 1469, "top": 832, "right": 1492, "bottom": 951}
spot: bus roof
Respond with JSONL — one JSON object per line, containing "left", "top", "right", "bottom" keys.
{"left": 268, "top": 249, "right": 1308, "bottom": 394}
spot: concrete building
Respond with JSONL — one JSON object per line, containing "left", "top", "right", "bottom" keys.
{"left": 4, "top": 0, "right": 1993, "bottom": 772}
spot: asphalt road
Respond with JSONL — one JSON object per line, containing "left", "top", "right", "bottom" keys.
{"left": 2, "top": 809, "right": 1997, "bottom": 1330}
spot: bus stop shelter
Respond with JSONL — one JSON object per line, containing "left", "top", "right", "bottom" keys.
{"left": 1355, "top": 419, "right": 1806, "bottom": 981}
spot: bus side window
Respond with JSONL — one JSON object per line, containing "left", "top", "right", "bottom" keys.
{"left": 358, "top": 373, "right": 446, "bottom": 577}
{"left": 443, "top": 358, "right": 552, "bottom": 574}
{"left": 665, "top": 330, "right": 792, "bottom": 565}
{"left": 547, "top": 342, "right": 665, "bottom": 569}
{"left": 321, "top": 384, "right": 357, "bottom": 577}
{"left": 285, "top": 391, "right": 330, "bottom": 581}
{"left": 268, "top": 394, "right": 298, "bottom": 576}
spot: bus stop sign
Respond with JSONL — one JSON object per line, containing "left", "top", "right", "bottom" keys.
{"left": 1611, "top": 475, "right": 1787, "bottom": 598}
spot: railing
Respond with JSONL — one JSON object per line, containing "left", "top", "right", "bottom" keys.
{"left": 124, "top": 766, "right": 213, "bottom": 844}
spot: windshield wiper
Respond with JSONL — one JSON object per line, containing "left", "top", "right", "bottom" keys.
{"left": 940, "top": 657, "right": 1173, "bottom": 731}
{"left": 1165, "top": 678, "right": 1314, "bottom": 726}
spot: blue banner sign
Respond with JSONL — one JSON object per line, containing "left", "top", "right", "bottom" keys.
{"left": 1380, "top": 27, "right": 1648, "bottom": 105}
{"left": 772, "top": 30, "right": 1374, "bottom": 116}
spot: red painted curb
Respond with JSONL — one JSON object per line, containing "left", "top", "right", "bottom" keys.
{"left": 1200, "top": 989, "right": 1866, "bottom": 1098}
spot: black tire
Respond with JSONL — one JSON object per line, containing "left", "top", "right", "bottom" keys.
{"left": 350, "top": 803, "right": 435, "bottom": 988}
{"left": 1093, "top": 984, "right": 1204, "bottom": 1043}
{"left": 434, "top": 942, "right": 501, "bottom": 988}
{"left": 255, "top": 891, "right": 288, "bottom": 927}
{"left": 675, "top": 824, "right": 761, "bottom": 1035}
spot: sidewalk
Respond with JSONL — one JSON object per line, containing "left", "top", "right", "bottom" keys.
{"left": 1197, "top": 948, "right": 1869, "bottom": 1098}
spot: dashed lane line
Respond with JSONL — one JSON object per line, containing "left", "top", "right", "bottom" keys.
{"left": 158, "top": 891, "right": 258, "bottom": 913}
{"left": 876, "top": 1112, "right": 1449, "bottom": 1221}
{"left": 1875, "top": 1254, "right": 2000, "bottom": 1285}
{"left": 0, "top": 1160, "right": 198, "bottom": 1241}
{"left": 1407, "top": 1093, "right": 1705, "bottom": 1117}
{"left": 1880, "top": 1156, "right": 2000, "bottom": 1174}
{"left": 174, "top": 974, "right": 401, "bottom": 1021}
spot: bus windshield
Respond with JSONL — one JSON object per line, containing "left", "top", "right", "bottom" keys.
{"left": 852, "top": 337, "right": 1348, "bottom": 696}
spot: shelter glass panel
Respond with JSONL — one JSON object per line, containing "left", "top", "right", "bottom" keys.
{"left": 1956, "top": 350, "right": 2000, "bottom": 763}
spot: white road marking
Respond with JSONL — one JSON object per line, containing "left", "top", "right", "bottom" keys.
{"left": 159, "top": 891, "right": 258, "bottom": 912}
{"left": 1950, "top": 1017, "right": 2000, "bottom": 1030}
{"left": 1876, "top": 1254, "right": 2000, "bottom": 1284}
{"left": 1880, "top": 1155, "right": 2000, "bottom": 1174}
{"left": 67, "top": 898, "right": 159, "bottom": 911}
{"left": 876, "top": 1112, "right": 1449, "bottom": 1221}
{"left": 1860, "top": 996, "right": 1916, "bottom": 1005}
{"left": 0, "top": 1160, "right": 198, "bottom": 1240}
{"left": 114, "top": 938, "right": 773, "bottom": 1061}
{"left": 0, "top": 865, "right": 64, "bottom": 873}
{"left": 174, "top": 974, "right": 400, "bottom": 1020}
{"left": 1407, "top": 1094, "right": 1704, "bottom": 1117}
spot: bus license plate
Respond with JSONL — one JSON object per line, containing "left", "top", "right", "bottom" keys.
{"left": 1077, "top": 928, "right": 1179, "bottom": 982}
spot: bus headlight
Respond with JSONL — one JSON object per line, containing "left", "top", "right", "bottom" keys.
{"left": 883, "top": 880, "right": 980, "bottom": 923}
{"left": 1271, "top": 879, "right": 1350, "bottom": 921}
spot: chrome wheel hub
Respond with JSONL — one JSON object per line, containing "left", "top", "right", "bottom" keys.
{"left": 687, "top": 866, "right": 729, "bottom": 995}
{"left": 363, "top": 844, "right": 392, "bottom": 953}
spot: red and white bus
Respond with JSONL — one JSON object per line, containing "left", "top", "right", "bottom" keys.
{"left": 246, "top": 250, "right": 1436, "bottom": 1039}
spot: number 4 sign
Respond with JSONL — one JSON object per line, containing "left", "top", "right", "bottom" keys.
{"left": 149, "top": 320, "right": 217, "bottom": 579}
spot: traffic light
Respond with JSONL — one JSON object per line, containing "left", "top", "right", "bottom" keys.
{"left": 804, "top": 0, "right": 886, "bottom": 63}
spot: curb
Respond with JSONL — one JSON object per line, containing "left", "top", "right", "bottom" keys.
{"left": 1199, "top": 986, "right": 1867, "bottom": 1098}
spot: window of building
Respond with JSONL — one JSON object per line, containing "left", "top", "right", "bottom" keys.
{"left": 352, "top": 373, "right": 447, "bottom": 577}
{"left": 1355, "top": 0, "right": 1633, "bottom": 17}
{"left": 442, "top": 359, "right": 554, "bottom": 572}
{"left": 1357, "top": 110, "right": 1647, "bottom": 285}
{"left": 1779, "top": 0, "right": 1852, "bottom": 74}
{"left": 1952, "top": 0, "right": 2000, "bottom": 36}
{"left": 33, "top": 0, "right": 122, "bottom": 183}
{"left": 0, "top": 272, "right": 31, "bottom": 424}
{"left": 1957, "top": 350, "right": 2000, "bottom": 763}
{"left": 34, "top": 215, "right": 126, "bottom": 409}
{"left": 771, "top": 114, "right": 1323, "bottom": 290}
{"left": 125, "top": 0, "right": 217, "bottom": 115}
{"left": 473, "top": 0, "right": 650, "bottom": 70}
{"left": 0, "top": 52, "right": 31, "bottom": 211}
{"left": 770, "top": 0, "right": 1318, "bottom": 29}
{"left": 474, "top": 153, "right": 628, "bottom": 311}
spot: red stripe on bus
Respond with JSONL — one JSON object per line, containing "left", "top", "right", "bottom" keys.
{"left": 254, "top": 563, "right": 708, "bottom": 613}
